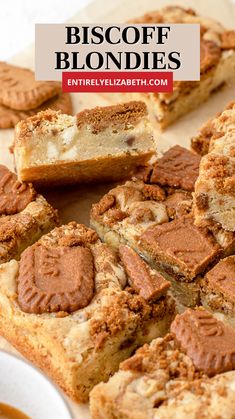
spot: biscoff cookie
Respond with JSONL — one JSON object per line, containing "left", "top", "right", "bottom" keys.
{"left": 0, "top": 222, "right": 176, "bottom": 402}
{"left": 0, "top": 92, "right": 73, "bottom": 129}
{"left": 90, "top": 308, "right": 235, "bottom": 419}
{"left": 0, "top": 62, "right": 61, "bottom": 111}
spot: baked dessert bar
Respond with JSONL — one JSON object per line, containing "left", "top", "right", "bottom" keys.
{"left": 13, "top": 101, "right": 156, "bottom": 187}
{"left": 200, "top": 256, "right": 235, "bottom": 328}
{"left": 0, "top": 222, "right": 175, "bottom": 402}
{"left": 0, "top": 164, "right": 58, "bottom": 263}
{"left": 191, "top": 102, "right": 234, "bottom": 155}
{"left": 207, "top": 223, "right": 235, "bottom": 257}
{"left": 194, "top": 102, "right": 235, "bottom": 232}
{"left": 125, "top": 6, "right": 235, "bottom": 129}
{"left": 90, "top": 308, "right": 235, "bottom": 419}
{"left": 91, "top": 146, "right": 222, "bottom": 306}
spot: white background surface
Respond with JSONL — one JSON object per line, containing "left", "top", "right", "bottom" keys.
{"left": 0, "top": 0, "right": 93, "bottom": 60}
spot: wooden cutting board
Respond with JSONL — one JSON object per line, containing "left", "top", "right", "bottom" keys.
{"left": 0, "top": 0, "right": 235, "bottom": 417}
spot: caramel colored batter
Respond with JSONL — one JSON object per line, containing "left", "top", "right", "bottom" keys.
{"left": 0, "top": 403, "right": 30, "bottom": 419}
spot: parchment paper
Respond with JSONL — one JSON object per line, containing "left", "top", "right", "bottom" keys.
{"left": 0, "top": 0, "right": 235, "bottom": 417}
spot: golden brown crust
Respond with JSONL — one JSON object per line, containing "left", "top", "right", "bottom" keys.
{"left": 13, "top": 100, "right": 155, "bottom": 187}
{"left": 90, "top": 312, "right": 235, "bottom": 418}
{"left": 121, "top": 332, "right": 200, "bottom": 379}
{"left": 142, "top": 184, "right": 166, "bottom": 201}
{"left": 191, "top": 102, "right": 235, "bottom": 155}
{"left": 0, "top": 93, "right": 73, "bottom": 129}
{"left": 131, "top": 6, "right": 227, "bottom": 82}
{"left": 14, "top": 109, "right": 65, "bottom": 143}
{"left": 194, "top": 102, "right": 235, "bottom": 231}
{"left": 15, "top": 153, "right": 155, "bottom": 187}
{"left": 200, "top": 40, "right": 221, "bottom": 73}
{"left": 221, "top": 30, "right": 235, "bottom": 50}
{"left": 0, "top": 195, "right": 59, "bottom": 264}
{"left": 0, "top": 325, "right": 83, "bottom": 402}
{"left": 127, "top": 6, "right": 235, "bottom": 130}
{"left": 76, "top": 101, "right": 147, "bottom": 134}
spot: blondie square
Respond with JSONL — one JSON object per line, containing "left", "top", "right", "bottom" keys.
{"left": 125, "top": 6, "right": 235, "bottom": 129}
{"left": 13, "top": 101, "right": 156, "bottom": 187}
{"left": 194, "top": 103, "right": 235, "bottom": 232}
{"left": 0, "top": 164, "right": 58, "bottom": 263}
{"left": 0, "top": 222, "right": 175, "bottom": 402}
{"left": 91, "top": 147, "right": 221, "bottom": 307}
{"left": 191, "top": 102, "right": 234, "bottom": 155}
{"left": 201, "top": 256, "right": 235, "bottom": 327}
{"left": 90, "top": 308, "right": 235, "bottom": 419}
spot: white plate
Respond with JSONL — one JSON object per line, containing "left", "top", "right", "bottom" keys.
{"left": 0, "top": 350, "right": 73, "bottom": 419}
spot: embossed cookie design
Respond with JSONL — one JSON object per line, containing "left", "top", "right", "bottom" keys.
{"left": 0, "top": 62, "right": 61, "bottom": 110}
{"left": 18, "top": 244, "right": 94, "bottom": 313}
{"left": 171, "top": 308, "right": 235, "bottom": 376}
{"left": 0, "top": 222, "right": 176, "bottom": 401}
